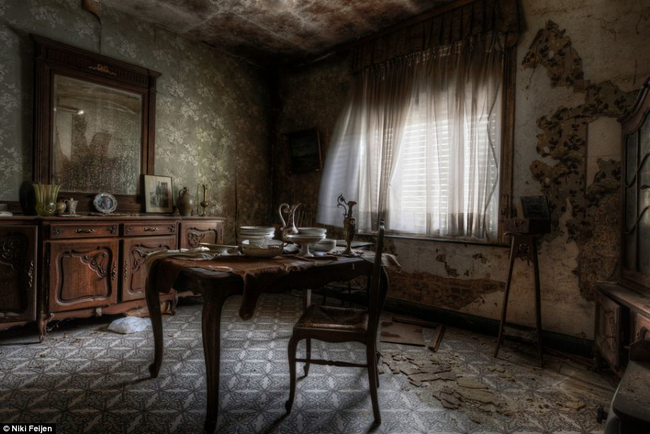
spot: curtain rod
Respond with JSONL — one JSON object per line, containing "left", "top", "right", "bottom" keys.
{"left": 335, "top": 0, "right": 479, "bottom": 54}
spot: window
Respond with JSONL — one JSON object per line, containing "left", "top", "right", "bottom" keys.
{"left": 386, "top": 85, "right": 502, "bottom": 239}
{"left": 317, "top": 37, "right": 514, "bottom": 243}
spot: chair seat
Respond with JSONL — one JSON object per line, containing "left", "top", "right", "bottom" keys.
{"left": 295, "top": 304, "right": 369, "bottom": 332}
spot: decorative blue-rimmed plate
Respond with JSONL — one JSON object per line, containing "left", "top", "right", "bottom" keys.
{"left": 93, "top": 192, "right": 118, "bottom": 214}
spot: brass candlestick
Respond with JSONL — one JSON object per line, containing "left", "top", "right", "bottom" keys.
{"left": 199, "top": 184, "right": 209, "bottom": 217}
{"left": 337, "top": 194, "right": 358, "bottom": 256}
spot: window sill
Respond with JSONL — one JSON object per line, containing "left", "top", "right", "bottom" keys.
{"left": 357, "top": 231, "right": 510, "bottom": 248}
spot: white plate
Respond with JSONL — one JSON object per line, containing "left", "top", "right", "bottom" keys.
{"left": 93, "top": 192, "right": 118, "bottom": 214}
{"left": 199, "top": 243, "right": 239, "bottom": 254}
{"left": 239, "top": 226, "right": 275, "bottom": 234}
{"left": 241, "top": 239, "right": 284, "bottom": 258}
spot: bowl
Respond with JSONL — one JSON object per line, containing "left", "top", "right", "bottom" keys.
{"left": 243, "top": 237, "right": 272, "bottom": 248}
{"left": 284, "top": 233, "right": 326, "bottom": 257}
{"left": 312, "top": 238, "right": 336, "bottom": 252}
{"left": 240, "top": 239, "right": 284, "bottom": 258}
{"left": 297, "top": 227, "right": 327, "bottom": 236}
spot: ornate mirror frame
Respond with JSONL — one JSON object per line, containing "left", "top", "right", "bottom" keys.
{"left": 31, "top": 34, "right": 161, "bottom": 213}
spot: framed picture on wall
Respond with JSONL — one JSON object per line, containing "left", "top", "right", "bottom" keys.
{"left": 143, "top": 175, "right": 173, "bottom": 213}
{"left": 286, "top": 128, "right": 322, "bottom": 174}
{"left": 520, "top": 195, "right": 550, "bottom": 220}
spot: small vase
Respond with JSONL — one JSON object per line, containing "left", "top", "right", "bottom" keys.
{"left": 33, "top": 184, "right": 61, "bottom": 217}
{"left": 177, "top": 187, "right": 194, "bottom": 217}
{"left": 56, "top": 201, "right": 67, "bottom": 215}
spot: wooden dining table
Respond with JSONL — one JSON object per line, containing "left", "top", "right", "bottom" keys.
{"left": 144, "top": 253, "right": 380, "bottom": 433}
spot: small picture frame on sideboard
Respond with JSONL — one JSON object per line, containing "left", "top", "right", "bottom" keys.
{"left": 143, "top": 175, "right": 173, "bottom": 213}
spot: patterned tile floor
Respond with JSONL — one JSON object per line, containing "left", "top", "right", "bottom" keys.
{"left": 0, "top": 294, "right": 616, "bottom": 433}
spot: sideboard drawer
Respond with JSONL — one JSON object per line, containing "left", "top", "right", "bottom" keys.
{"left": 124, "top": 222, "right": 177, "bottom": 237}
{"left": 50, "top": 223, "right": 118, "bottom": 239}
{"left": 180, "top": 220, "right": 224, "bottom": 248}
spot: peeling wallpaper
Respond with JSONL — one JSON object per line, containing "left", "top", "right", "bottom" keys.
{"left": 523, "top": 21, "right": 637, "bottom": 300}
{"left": 272, "top": 0, "right": 650, "bottom": 339}
{"left": 0, "top": 0, "right": 272, "bottom": 241}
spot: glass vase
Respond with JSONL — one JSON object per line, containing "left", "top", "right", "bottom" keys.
{"left": 33, "top": 183, "right": 61, "bottom": 216}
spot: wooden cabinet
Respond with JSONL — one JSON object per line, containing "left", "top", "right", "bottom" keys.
{"left": 0, "top": 225, "right": 37, "bottom": 325}
{"left": 122, "top": 235, "right": 176, "bottom": 302}
{"left": 47, "top": 239, "right": 119, "bottom": 312}
{"left": 595, "top": 282, "right": 650, "bottom": 375}
{"left": 0, "top": 216, "right": 224, "bottom": 340}
{"left": 594, "top": 288, "right": 627, "bottom": 373}
{"left": 180, "top": 220, "right": 223, "bottom": 248}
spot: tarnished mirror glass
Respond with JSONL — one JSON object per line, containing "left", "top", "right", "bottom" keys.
{"left": 52, "top": 74, "right": 142, "bottom": 195}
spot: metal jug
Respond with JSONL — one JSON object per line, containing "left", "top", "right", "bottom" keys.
{"left": 278, "top": 203, "right": 300, "bottom": 237}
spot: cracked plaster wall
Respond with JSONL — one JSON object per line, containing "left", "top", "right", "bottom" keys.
{"left": 273, "top": 0, "right": 650, "bottom": 339}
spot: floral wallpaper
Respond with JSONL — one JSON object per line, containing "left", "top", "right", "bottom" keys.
{"left": 0, "top": 0, "right": 272, "bottom": 241}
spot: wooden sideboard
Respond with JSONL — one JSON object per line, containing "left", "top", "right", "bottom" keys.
{"left": 0, "top": 215, "right": 224, "bottom": 340}
{"left": 594, "top": 282, "right": 650, "bottom": 375}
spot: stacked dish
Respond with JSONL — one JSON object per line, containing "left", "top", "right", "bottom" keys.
{"left": 238, "top": 226, "right": 281, "bottom": 258}
{"left": 241, "top": 239, "right": 284, "bottom": 258}
{"left": 239, "top": 226, "right": 275, "bottom": 240}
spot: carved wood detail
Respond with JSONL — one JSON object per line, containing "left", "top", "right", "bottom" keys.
{"left": 122, "top": 235, "right": 176, "bottom": 301}
{"left": 49, "top": 240, "right": 118, "bottom": 312}
{"left": 180, "top": 221, "right": 223, "bottom": 249}
{"left": 0, "top": 226, "right": 38, "bottom": 324}
{"left": 77, "top": 250, "right": 109, "bottom": 278}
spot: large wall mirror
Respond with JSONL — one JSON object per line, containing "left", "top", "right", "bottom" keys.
{"left": 32, "top": 34, "right": 160, "bottom": 212}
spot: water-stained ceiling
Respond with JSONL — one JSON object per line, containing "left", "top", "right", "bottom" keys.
{"left": 103, "top": 0, "right": 453, "bottom": 65}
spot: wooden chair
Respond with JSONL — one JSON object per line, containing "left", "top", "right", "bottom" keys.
{"left": 285, "top": 220, "right": 388, "bottom": 425}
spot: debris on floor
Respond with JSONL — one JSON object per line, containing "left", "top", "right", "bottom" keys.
{"left": 428, "top": 324, "right": 446, "bottom": 352}
{"left": 380, "top": 315, "right": 446, "bottom": 348}
{"left": 379, "top": 327, "right": 615, "bottom": 427}
{"left": 380, "top": 321, "right": 425, "bottom": 346}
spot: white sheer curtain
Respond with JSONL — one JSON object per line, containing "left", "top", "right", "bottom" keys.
{"left": 318, "top": 35, "right": 504, "bottom": 241}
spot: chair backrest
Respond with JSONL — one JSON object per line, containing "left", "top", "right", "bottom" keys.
{"left": 367, "top": 220, "right": 388, "bottom": 338}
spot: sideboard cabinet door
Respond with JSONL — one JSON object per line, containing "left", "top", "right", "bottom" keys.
{"left": 594, "top": 290, "right": 626, "bottom": 373}
{"left": 47, "top": 239, "right": 119, "bottom": 312}
{"left": 0, "top": 225, "right": 37, "bottom": 323}
{"left": 122, "top": 235, "right": 177, "bottom": 302}
{"left": 180, "top": 220, "right": 223, "bottom": 248}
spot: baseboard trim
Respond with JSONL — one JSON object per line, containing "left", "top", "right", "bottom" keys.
{"left": 320, "top": 288, "right": 594, "bottom": 359}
